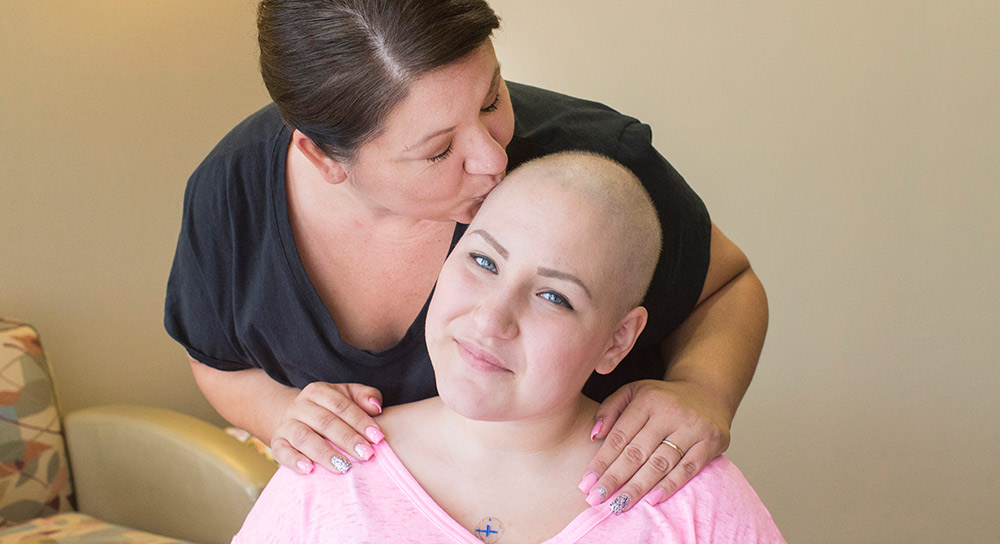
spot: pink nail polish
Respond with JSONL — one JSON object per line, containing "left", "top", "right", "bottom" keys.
{"left": 586, "top": 486, "right": 607, "bottom": 507}
{"left": 297, "top": 460, "right": 314, "bottom": 474}
{"left": 365, "top": 426, "right": 385, "bottom": 444}
{"left": 355, "top": 443, "right": 374, "bottom": 461}
{"left": 589, "top": 419, "right": 603, "bottom": 441}
{"left": 578, "top": 472, "right": 599, "bottom": 494}
{"left": 369, "top": 397, "right": 383, "bottom": 414}
{"left": 645, "top": 489, "right": 664, "bottom": 505}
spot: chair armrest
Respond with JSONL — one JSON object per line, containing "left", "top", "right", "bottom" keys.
{"left": 64, "top": 405, "right": 277, "bottom": 544}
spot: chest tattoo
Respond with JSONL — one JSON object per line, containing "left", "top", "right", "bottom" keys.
{"left": 474, "top": 517, "right": 504, "bottom": 543}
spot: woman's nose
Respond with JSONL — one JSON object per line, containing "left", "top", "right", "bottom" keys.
{"left": 471, "top": 290, "right": 519, "bottom": 340}
{"left": 463, "top": 124, "right": 508, "bottom": 178}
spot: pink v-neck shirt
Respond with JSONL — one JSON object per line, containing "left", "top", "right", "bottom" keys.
{"left": 234, "top": 441, "right": 784, "bottom": 543}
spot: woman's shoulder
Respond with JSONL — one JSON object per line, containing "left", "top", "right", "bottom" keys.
{"left": 377, "top": 398, "right": 441, "bottom": 442}
{"left": 507, "top": 81, "right": 638, "bottom": 166}
{"left": 649, "top": 456, "right": 786, "bottom": 542}
{"left": 201, "top": 103, "right": 287, "bottom": 162}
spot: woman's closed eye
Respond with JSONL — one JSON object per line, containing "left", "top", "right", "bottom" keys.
{"left": 471, "top": 253, "right": 497, "bottom": 273}
{"left": 538, "top": 291, "right": 574, "bottom": 310}
{"left": 428, "top": 144, "right": 453, "bottom": 163}
{"left": 428, "top": 95, "right": 499, "bottom": 164}
{"left": 481, "top": 94, "right": 500, "bottom": 113}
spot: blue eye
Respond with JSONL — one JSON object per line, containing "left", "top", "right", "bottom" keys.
{"left": 539, "top": 291, "right": 574, "bottom": 310}
{"left": 471, "top": 253, "right": 497, "bottom": 273}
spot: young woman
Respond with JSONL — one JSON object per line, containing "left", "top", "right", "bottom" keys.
{"left": 233, "top": 152, "right": 783, "bottom": 542}
{"left": 165, "top": 0, "right": 768, "bottom": 511}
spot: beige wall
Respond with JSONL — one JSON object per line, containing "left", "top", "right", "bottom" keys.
{"left": 2, "top": 1, "right": 997, "bottom": 542}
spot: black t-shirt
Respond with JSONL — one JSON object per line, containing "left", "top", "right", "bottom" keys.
{"left": 164, "top": 82, "right": 710, "bottom": 405}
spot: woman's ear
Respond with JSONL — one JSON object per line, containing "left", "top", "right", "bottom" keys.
{"left": 595, "top": 306, "right": 649, "bottom": 375}
{"left": 291, "top": 129, "right": 348, "bottom": 185}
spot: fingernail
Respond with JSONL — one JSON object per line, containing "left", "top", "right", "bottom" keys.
{"left": 331, "top": 456, "right": 352, "bottom": 474}
{"left": 644, "top": 489, "right": 664, "bottom": 505}
{"left": 589, "top": 419, "right": 603, "bottom": 441}
{"left": 578, "top": 472, "right": 599, "bottom": 494}
{"left": 586, "top": 486, "right": 607, "bottom": 507}
{"left": 365, "top": 426, "right": 385, "bottom": 444}
{"left": 354, "top": 444, "right": 374, "bottom": 461}
{"left": 296, "top": 460, "right": 314, "bottom": 474}
{"left": 369, "top": 397, "right": 383, "bottom": 414}
{"left": 609, "top": 494, "right": 630, "bottom": 515}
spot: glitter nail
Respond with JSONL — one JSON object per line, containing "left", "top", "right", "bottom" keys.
{"left": 609, "top": 495, "right": 630, "bottom": 515}
{"left": 331, "top": 456, "right": 352, "bottom": 473}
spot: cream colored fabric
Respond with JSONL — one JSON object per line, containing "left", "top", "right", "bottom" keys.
{"left": 64, "top": 405, "right": 277, "bottom": 544}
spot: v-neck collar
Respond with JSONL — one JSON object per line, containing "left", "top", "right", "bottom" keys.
{"left": 372, "top": 440, "right": 614, "bottom": 543}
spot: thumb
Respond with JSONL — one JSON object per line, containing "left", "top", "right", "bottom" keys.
{"left": 345, "top": 383, "right": 384, "bottom": 416}
{"left": 591, "top": 382, "right": 638, "bottom": 440}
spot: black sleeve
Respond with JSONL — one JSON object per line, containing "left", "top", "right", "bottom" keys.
{"left": 164, "top": 155, "right": 253, "bottom": 371}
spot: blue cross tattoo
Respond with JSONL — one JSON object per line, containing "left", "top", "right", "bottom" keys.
{"left": 476, "top": 518, "right": 499, "bottom": 537}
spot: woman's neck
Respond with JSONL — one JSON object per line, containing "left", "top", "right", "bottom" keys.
{"left": 383, "top": 395, "right": 600, "bottom": 473}
{"left": 437, "top": 395, "right": 598, "bottom": 461}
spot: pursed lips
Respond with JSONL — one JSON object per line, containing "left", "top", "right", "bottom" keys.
{"left": 455, "top": 339, "right": 512, "bottom": 373}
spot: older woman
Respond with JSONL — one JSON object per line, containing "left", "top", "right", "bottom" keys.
{"left": 164, "top": 0, "right": 767, "bottom": 511}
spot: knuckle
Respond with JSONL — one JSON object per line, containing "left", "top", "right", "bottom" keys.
{"left": 329, "top": 395, "right": 355, "bottom": 416}
{"left": 662, "top": 478, "right": 679, "bottom": 496}
{"left": 680, "top": 461, "right": 699, "bottom": 478}
{"left": 315, "top": 409, "right": 342, "bottom": 432}
{"left": 288, "top": 424, "right": 313, "bottom": 447}
{"left": 300, "top": 382, "right": 322, "bottom": 396}
{"left": 647, "top": 453, "right": 673, "bottom": 474}
{"left": 622, "top": 444, "right": 646, "bottom": 465}
{"left": 605, "top": 429, "right": 630, "bottom": 450}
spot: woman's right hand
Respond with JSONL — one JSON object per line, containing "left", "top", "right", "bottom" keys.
{"left": 270, "top": 382, "right": 385, "bottom": 475}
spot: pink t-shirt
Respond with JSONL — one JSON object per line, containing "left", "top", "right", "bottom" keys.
{"left": 234, "top": 441, "right": 784, "bottom": 543}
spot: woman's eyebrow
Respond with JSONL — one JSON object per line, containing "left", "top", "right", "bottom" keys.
{"left": 537, "top": 267, "right": 592, "bottom": 300}
{"left": 469, "top": 229, "right": 508, "bottom": 259}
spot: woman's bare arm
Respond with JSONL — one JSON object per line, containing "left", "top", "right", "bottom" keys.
{"left": 189, "top": 357, "right": 385, "bottom": 474}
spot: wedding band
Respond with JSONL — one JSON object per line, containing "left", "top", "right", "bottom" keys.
{"left": 661, "top": 439, "right": 686, "bottom": 458}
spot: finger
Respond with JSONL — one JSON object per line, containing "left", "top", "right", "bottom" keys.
{"left": 304, "top": 383, "right": 386, "bottom": 453}
{"left": 647, "top": 440, "right": 718, "bottom": 504}
{"left": 578, "top": 410, "right": 651, "bottom": 501}
{"left": 606, "top": 435, "right": 693, "bottom": 513}
{"left": 590, "top": 384, "right": 636, "bottom": 441}
{"left": 270, "top": 435, "right": 316, "bottom": 475}
{"left": 292, "top": 386, "right": 384, "bottom": 461}
{"left": 345, "top": 383, "right": 384, "bottom": 416}
{"left": 273, "top": 415, "right": 357, "bottom": 475}
{"left": 586, "top": 426, "right": 688, "bottom": 510}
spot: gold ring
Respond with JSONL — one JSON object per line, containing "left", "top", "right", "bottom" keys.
{"left": 661, "top": 439, "right": 685, "bottom": 458}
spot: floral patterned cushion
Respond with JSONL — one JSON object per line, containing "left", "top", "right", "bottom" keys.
{"left": 0, "top": 319, "right": 74, "bottom": 526}
{"left": 0, "top": 512, "right": 191, "bottom": 543}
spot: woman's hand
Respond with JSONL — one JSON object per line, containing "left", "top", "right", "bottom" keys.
{"left": 579, "top": 379, "right": 731, "bottom": 513}
{"left": 270, "top": 382, "right": 385, "bottom": 475}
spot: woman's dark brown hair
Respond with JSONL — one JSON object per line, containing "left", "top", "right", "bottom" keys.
{"left": 258, "top": 0, "right": 501, "bottom": 162}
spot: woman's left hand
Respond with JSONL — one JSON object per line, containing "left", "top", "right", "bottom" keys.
{"left": 579, "top": 379, "right": 732, "bottom": 513}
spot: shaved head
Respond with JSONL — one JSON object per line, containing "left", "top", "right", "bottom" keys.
{"left": 488, "top": 151, "right": 662, "bottom": 317}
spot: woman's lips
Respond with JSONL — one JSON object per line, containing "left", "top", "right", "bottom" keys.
{"left": 455, "top": 339, "right": 511, "bottom": 373}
